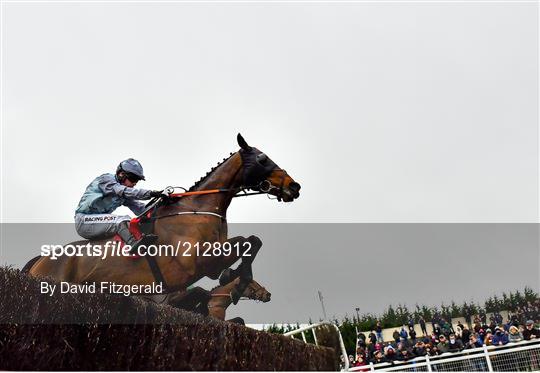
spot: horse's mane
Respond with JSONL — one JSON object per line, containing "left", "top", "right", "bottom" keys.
{"left": 188, "top": 151, "right": 237, "bottom": 192}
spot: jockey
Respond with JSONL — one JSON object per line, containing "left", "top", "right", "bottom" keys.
{"left": 74, "top": 158, "right": 163, "bottom": 252}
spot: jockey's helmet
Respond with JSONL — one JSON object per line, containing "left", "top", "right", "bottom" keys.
{"left": 116, "top": 158, "right": 145, "bottom": 181}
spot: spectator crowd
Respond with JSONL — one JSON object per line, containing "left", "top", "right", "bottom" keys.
{"left": 344, "top": 300, "right": 540, "bottom": 369}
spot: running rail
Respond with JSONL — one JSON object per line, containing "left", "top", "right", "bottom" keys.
{"left": 348, "top": 338, "right": 540, "bottom": 372}
{"left": 284, "top": 322, "right": 350, "bottom": 371}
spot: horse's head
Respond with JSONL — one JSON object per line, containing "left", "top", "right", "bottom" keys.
{"left": 237, "top": 133, "right": 301, "bottom": 202}
{"left": 243, "top": 279, "right": 271, "bottom": 303}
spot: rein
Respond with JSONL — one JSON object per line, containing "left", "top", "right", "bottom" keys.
{"left": 166, "top": 169, "right": 288, "bottom": 199}
{"left": 150, "top": 176, "right": 286, "bottom": 221}
{"left": 166, "top": 180, "right": 279, "bottom": 199}
{"left": 148, "top": 184, "right": 266, "bottom": 221}
{"left": 167, "top": 188, "right": 264, "bottom": 199}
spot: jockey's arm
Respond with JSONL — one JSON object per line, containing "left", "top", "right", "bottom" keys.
{"left": 98, "top": 175, "right": 152, "bottom": 200}
{"left": 123, "top": 199, "right": 147, "bottom": 216}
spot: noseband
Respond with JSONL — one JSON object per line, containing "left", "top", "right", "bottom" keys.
{"left": 249, "top": 285, "right": 269, "bottom": 301}
{"left": 257, "top": 171, "right": 287, "bottom": 202}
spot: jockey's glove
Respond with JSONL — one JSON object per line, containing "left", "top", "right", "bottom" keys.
{"left": 150, "top": 190, "right": 165, "bottom": 198}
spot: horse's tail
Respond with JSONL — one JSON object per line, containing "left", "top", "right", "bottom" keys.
{"left": 21, "top": 255, "right": 41, "bottom": 274}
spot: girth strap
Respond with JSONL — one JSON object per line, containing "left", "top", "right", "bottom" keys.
{"left": 153, "top": 211, "right": 226, "bottom": 221}
{"left": 144, "top": 255, "right": 169, "bottom": 291}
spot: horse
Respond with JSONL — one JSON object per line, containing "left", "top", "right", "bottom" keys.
{"left": 206, "top": 277, "right": 271, "bottom": 320}
{"left": 25, "top": 134, "right": 300, "bottom": 302}
{"left": 166, "top": 277, "right": 271, "bottom": 321}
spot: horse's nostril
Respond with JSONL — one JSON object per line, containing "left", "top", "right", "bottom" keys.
{"left": 289, "top": 182, "right": 301, "bottom": 193}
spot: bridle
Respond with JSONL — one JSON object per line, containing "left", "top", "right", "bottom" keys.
{"left": 256, "top": 171, "right": 288, "bottom": 202}
{"left": 247, "top": 284, "right": 270, "bottom": 301}
{"left": 164, "top": 168, "right": 289, "bottom": 200}
{"left": 143, "top": 154, "right": 292, "bottom": 221}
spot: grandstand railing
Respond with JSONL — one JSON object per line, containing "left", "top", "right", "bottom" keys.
{"left": 348, "top": 339, "right": 540, "bottom": 372}
{"left": 283, "top": 322, "right": 350, "bottom": 371}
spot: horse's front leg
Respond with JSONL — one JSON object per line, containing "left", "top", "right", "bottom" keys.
{"left": 205, "top": 235, "right": 262, "bottom": 282}
{"left": 206, "top": 236, "right": 262, "bottom": 278}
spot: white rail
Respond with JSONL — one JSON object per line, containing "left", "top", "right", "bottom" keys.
{"left": 348, "top": 338, "right": 540, "bottom": 372}
{"left": 284, "top": 322, "right": 350, "bottom": 371}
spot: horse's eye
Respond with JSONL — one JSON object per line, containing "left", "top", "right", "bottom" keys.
{"left": 256, "top": 153, "right": 268, "bottom": 164}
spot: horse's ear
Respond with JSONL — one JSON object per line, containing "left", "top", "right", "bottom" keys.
{"left": 237, "top": 133, "right": 251, "bottom": 150}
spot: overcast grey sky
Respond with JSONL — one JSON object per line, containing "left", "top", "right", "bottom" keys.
{"left": 1, "top": 2, "right": 538, "bottom": 322}
{"left": 2, "top": 1, "right": 538, "bottom": 223}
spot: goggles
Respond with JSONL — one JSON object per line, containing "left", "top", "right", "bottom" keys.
{"left": 125, "top": 172, "right": 141, "bottom": 183}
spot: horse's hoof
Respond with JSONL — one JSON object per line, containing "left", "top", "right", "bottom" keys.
{"left": 219, "top": 268, "right": 233, "bottom": 286}
{"left": 248, "top": 235, "right": 263, "bottom": 248}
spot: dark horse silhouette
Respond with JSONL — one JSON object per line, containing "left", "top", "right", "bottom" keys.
{"left": 25, "top": 134, "right": 300, "bottom": 301}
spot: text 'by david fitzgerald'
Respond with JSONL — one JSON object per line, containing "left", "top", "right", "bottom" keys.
{"left": 40, "top": 281, "right": 163, "bottom": 297}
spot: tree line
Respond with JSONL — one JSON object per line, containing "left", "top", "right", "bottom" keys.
{"left": 267, "top": 286, "right": 539, "bottom": 354}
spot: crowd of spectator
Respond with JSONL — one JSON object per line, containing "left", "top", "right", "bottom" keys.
{"left": 343, "top": 300, "right": 540, "bottom": 369}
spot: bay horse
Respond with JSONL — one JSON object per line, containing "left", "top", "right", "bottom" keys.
{"left": 206, "top": 277, "right": 271, "bottom": 320}
{"left": 166, "top": 277, "right": 271, "bottom": 321}
{"left": 26, "top": 134, "right": 300, "bottom": 301}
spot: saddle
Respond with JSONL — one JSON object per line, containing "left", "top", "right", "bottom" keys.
{"left": 111, "top": 197, "right": 163, "bottom": 256}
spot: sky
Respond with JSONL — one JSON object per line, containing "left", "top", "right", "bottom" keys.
{"left": 0, "top": 1, "right": 538, "bottom": 323}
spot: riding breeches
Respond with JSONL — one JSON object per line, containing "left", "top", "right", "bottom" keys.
{"left": 74, "top": 213, "right": 131, "bottom": 240}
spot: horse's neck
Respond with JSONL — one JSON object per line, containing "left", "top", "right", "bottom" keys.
{"left": 190, "top": 153, "right": 243, "bottom": 214}
{"left": 209, "top": 280, "right": 239, "bottom": 307}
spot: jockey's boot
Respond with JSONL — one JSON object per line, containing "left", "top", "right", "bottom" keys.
{"left": 117, "top": 221, "right": 158, "bottom": 255}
